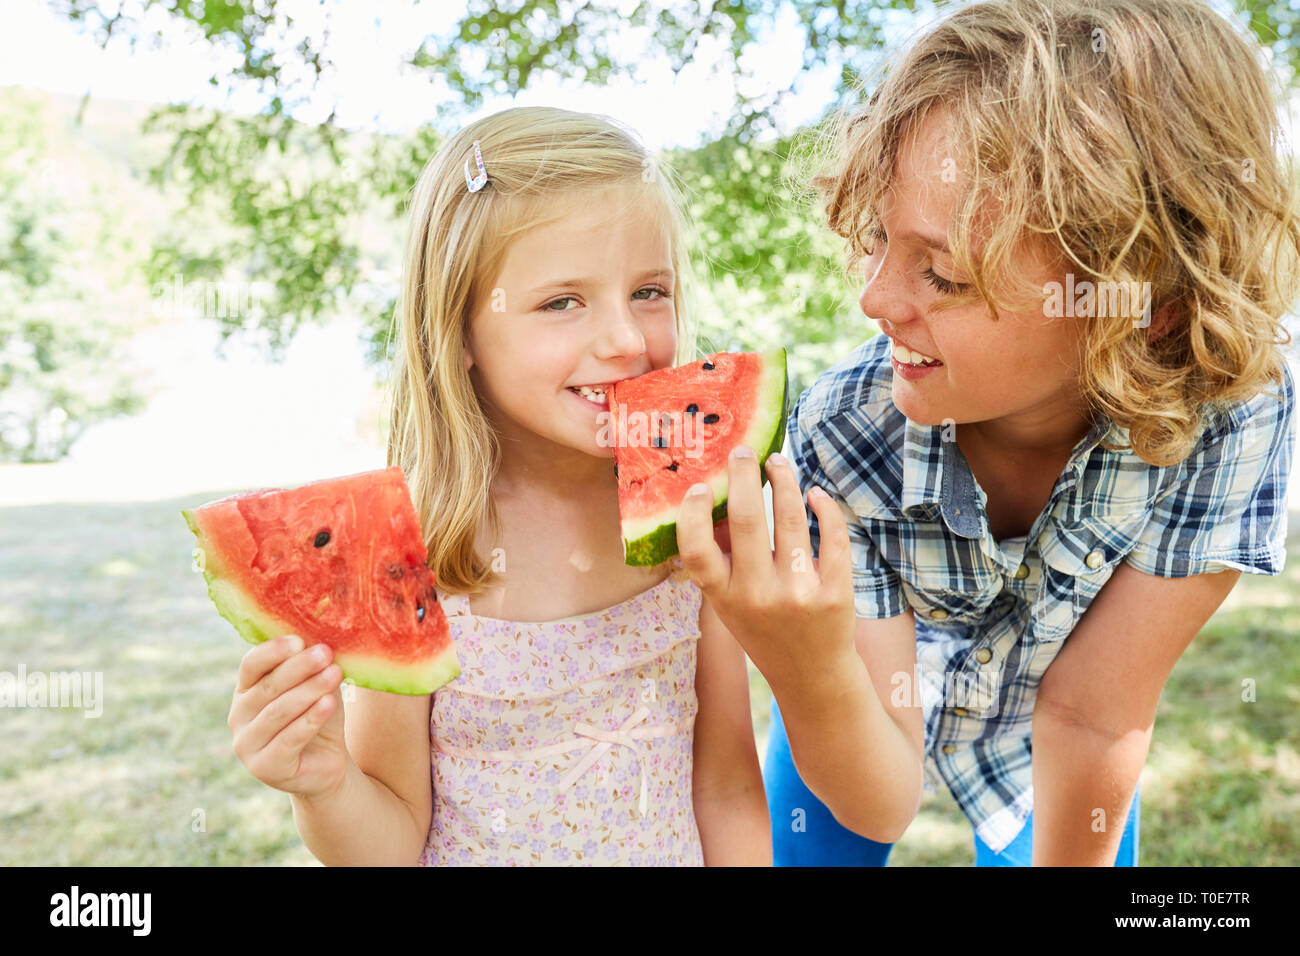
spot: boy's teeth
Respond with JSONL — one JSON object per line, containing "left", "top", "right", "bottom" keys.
{"left": 891, "top": 343, "right": 939, "bottom": 365}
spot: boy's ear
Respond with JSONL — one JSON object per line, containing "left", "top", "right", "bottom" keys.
{"left": 1146, "top": 300, "right": 1180, "bottom": 344}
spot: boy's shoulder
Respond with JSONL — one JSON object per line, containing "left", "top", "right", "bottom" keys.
{"left": 1194, "top": 354, "right": 1295, "bottom": 447}
{"left": 793, "top": 333, "right": 902, "bottom": 437}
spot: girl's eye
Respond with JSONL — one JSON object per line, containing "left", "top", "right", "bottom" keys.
{"left": 632, "top": 286, "right": 671, "bottom": 301}
{"left": 868, "top": 229, "right": 969, "bottom": 296}
{"left": 542, "top": 296, "right": 580, "bottom": 312}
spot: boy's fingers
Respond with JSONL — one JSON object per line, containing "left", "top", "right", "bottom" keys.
{"left": 808, "top": 486, "right": 854, "bottom": 597}
{"left": 712, "top": 518, "right": 732, "bottom": 555}
{"left": 765, "top": 453, "right": 814, "bottom": 580}
{"left": 675, "top": 482, "right": 730, "bottom": 594}
{"left": 724, "top": 445, "right": 775, "bottom": 586}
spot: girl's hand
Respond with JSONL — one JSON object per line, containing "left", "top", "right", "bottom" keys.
{"left": 228, "top": 634, "right": 350, "bottom": 802}
{"left": 675, "top": 446, "right": 857, "bottom": 688}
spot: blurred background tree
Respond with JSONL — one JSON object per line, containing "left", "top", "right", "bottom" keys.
{"left": 6, "top": 0, "right": 1296, "bottom": 459}
{"left": 0, "top": 89, "right": 147, "bottom": 461}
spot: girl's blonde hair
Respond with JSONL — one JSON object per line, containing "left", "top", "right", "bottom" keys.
{"left": 386, "top": 107, "right": 695, "bottom": 594}
{"left": 806, "top": 0, "right": 1298, "bottom": 465}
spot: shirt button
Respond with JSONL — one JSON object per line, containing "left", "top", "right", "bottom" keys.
{"left": 941, "top": 744, "right": 958, "bottom": 755}
{"left": 952, "top": 706, "right": 969, "bottom": 717}
{"left": 1014, "top": 562, "right": 1029, "bottom": 579}
{"left": 975, "top": 647, "right": 993, "bottom": 665}
{"left": 1085, "top": 549, "right": 1105, "bottom": 570}
{"left": 928, "top": 608, "right": 950, "bottom": 621}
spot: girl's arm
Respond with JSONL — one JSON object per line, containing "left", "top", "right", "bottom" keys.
{"left": 290, "top": 685, "right": 434, "bottom": 866}
{"left": 1032, "top": 562, "right": 1240, "bottom": 865}
{"left": 691, "top": 594, "right": 771, "bottom": 866}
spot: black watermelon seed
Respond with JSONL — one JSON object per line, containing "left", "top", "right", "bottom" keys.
{"left": 652, "top": 436, "right": 667, "bottom": 448}
{"left": 613, "top": 462, "right": 619, "bottom": 478}
{"left": 667, "top": 462, "right": 679, "bottom": 471}
{"left": 313, "top": 531, "right": 330, "bottom": 548}
{"left": 685, "top": 403, "right": 698, "bottom": 414}
{"left": 417, "top": 604, "right": 426, "bottom": 623}
{"left": 702, "top": 361, "right": 715, "bottom": 370}
{"left": 703, "top": 413, "right": 720, "bottom": 424}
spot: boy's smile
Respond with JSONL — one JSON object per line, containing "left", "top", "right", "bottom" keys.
{"left": 859, "top": 108, "right": 1091, "bottom": 454}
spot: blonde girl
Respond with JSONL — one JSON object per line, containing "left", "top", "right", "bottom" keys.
{"left": 227, "top": 107, "right": 770, "bottom": 866}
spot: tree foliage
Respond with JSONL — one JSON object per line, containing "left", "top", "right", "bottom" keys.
{"left": 0, "top": 92, "right": 147, "bottom": 462}
{"left": 41, "top": 0, "right": 1300, "bottom": 407}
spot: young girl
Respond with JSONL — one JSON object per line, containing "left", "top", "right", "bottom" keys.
{"left": 676, "top": 0, "right": 1297, "bottom": 865}
{"left": 226, "top": 107, "right": 770, "bottom": 866}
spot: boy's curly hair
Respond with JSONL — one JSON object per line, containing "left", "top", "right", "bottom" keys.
{"left": 804, "top": 0, "right": 1298, "bottom": 466}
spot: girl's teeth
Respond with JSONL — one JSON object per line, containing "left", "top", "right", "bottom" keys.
{"left": 573, "top": 385, "right": 607, "bottom": 402}
{"left": 891, "top": 343, "right": 940, "bottom": 366}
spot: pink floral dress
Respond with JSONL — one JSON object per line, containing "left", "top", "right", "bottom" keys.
{"left": 417, "top": 566, "right": 705, "bottom": 866}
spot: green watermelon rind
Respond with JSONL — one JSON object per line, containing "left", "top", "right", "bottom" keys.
{"left": 182, "top": 508, "right": 461, "bottom": 696}
{"left": 621, "top": 347, "right": 790, "bottom": 567}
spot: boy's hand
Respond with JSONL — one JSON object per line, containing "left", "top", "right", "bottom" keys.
{"left": 675, "top": 445, "right": 857, "bottom": 687}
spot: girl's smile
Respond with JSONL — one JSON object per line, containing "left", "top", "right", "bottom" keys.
{"left": 465, "top": 186, "right": 678, "bottom": 476}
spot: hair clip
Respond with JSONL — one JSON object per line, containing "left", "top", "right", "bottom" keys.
{"left": 465, "top": 140, "right": 488, "bottom": 192}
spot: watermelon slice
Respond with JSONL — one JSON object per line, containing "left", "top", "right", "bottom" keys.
{"left": 181, "top": 467, "right": 460, "bottom": 695}
{"left": 608, "top": 349, "right": 788, "bottom": 566}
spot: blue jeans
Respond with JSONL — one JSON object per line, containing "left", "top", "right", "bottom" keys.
{"left": 763, "top": 697, "right": 1140, "bottom": 866}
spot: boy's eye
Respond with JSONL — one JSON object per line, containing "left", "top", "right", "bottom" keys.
{"left": 922, "top": 269, "right": 969, "bottom": 296}
{"left": 867, "top": 228, "right": 970, "bottom": 296}
{"left": 542, "top": 296, "right": 580, "bottom": 312}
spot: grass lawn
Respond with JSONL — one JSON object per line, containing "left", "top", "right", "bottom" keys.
{"left": 2, "top": 489, "right": 1297, "bottom": 865}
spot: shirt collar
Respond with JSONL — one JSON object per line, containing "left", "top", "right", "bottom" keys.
{"left": 900, "top": 412, "right": 1127, "bottom": 539}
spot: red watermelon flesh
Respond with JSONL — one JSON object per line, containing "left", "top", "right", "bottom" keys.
{"left": 608, "top": 349, "right": 788, "bottom": 566}
{"left": 182, "top": 466, "right": 460, "bottom": 695}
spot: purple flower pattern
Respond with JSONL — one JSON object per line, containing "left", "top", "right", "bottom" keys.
{"left": 418, "top": 567, "right": 705, "bottom": 867}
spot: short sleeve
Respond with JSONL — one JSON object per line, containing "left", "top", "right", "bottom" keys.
{"left": 1124, "top": 363, "right": 1294, "bottom": 578}
{"left": 784, "top": 390, "right": 908, "bottom": 618}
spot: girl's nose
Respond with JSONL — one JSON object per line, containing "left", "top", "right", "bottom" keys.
{"left": 596, "top": 302, "right": 647, "bottom": 358}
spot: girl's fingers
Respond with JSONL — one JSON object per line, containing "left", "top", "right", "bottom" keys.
{"left": 723, "top": 445, "right": 776, "bottom": 587}
{"left": 237, "top": 663, "right": 343, "bottom": 758}
{"left": 235, "top": 633, "right": 302, "bottom": 695}
{"left": 675, "top": 481, "right": 731, "bottom": 595}
{"left": 765, "top": 453, "right": 815, "bottom": 583}
{"left": 230, "top": 640, "right": 334, "bottom": 733}
{"left": 260, "top": 689, "right": 340, "bottom": 777}
{"left": 807, "top": 486, "right": 854, "bottom": 598}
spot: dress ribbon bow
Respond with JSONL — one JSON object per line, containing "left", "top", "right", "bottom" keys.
{"left": 433, "top": 705, "right": 686, "bottom": 818}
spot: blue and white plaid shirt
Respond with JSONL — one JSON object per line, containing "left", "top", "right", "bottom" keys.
{"left": 787, "top": 332, "right": 1294, "bottom": 852}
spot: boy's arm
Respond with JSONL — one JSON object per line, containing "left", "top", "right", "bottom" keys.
{"left": 678, "top": 447, "right": 925, "bottom": 844}
{"left": 1032, "top": 562, "right": 1240, "bottom": 865}
{"left": 692, "top": 594, "right": 771, "bottom": 866}
{"left": 769, "top": 609, "right": 924, "bottom": 843}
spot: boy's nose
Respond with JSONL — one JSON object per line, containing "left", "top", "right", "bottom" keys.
{"left": 858, "top": 257, "right": 916, "bottom": 329}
